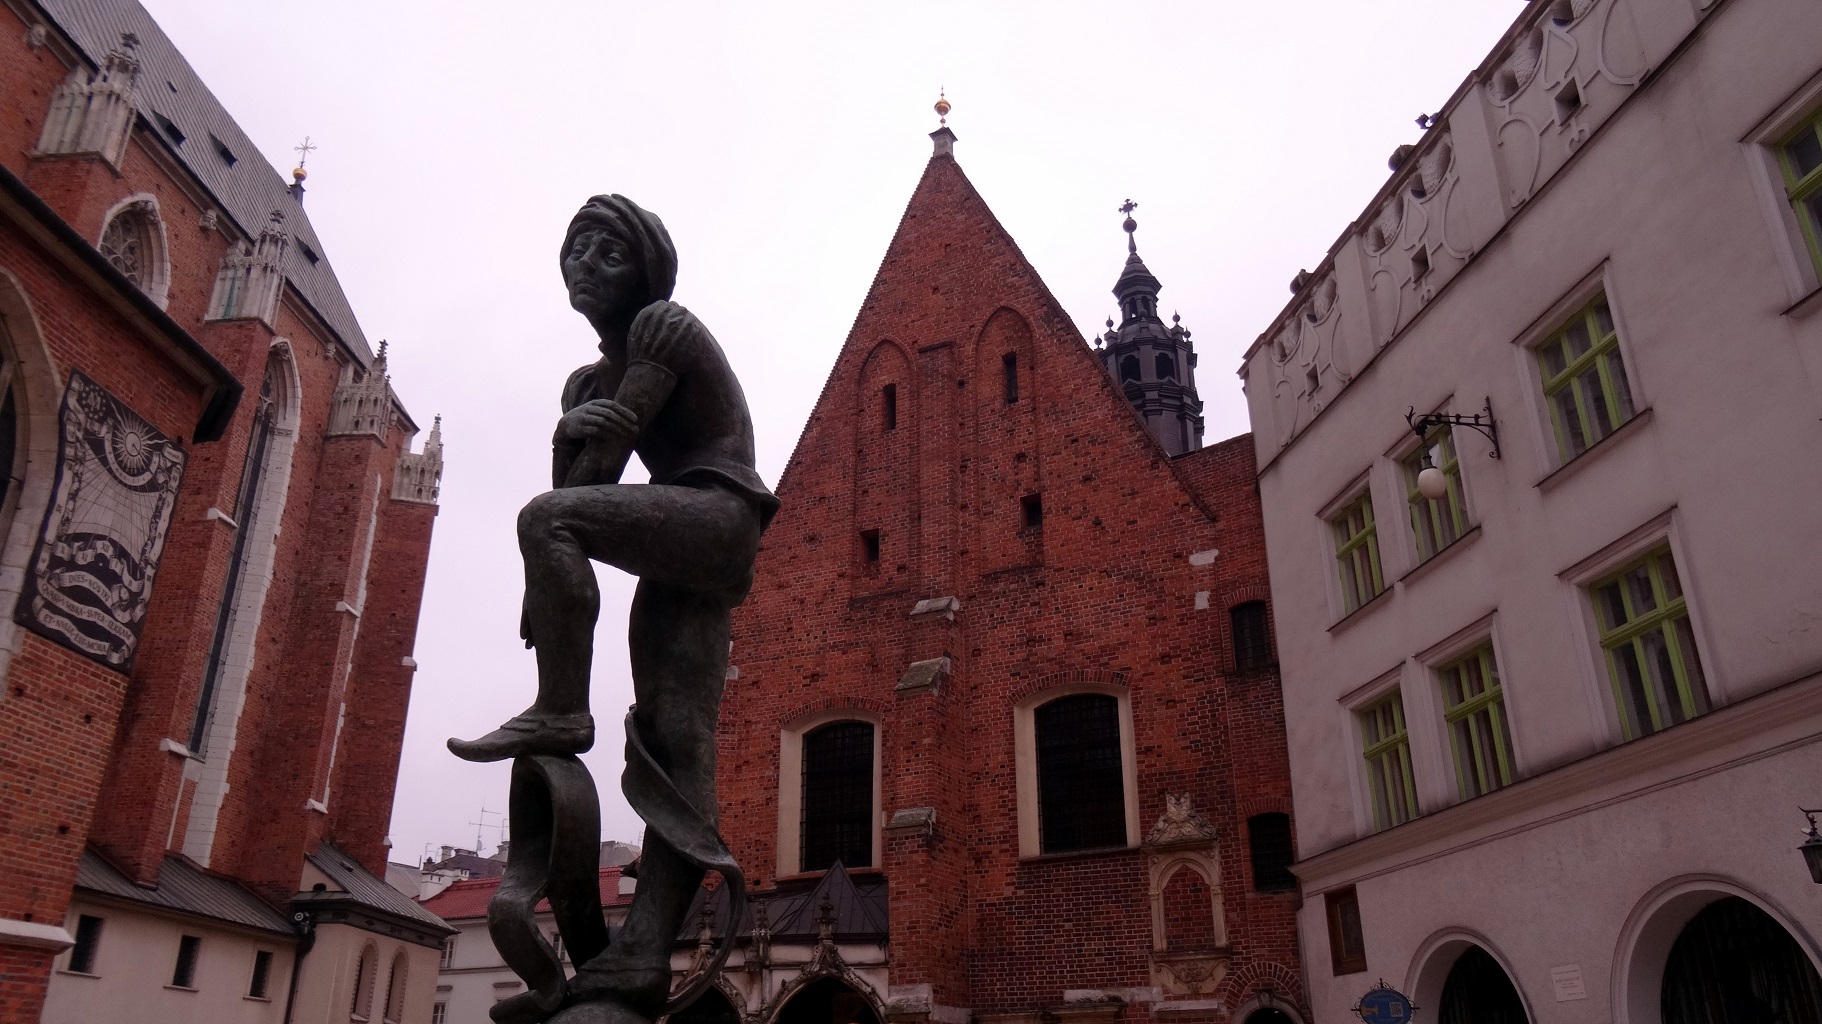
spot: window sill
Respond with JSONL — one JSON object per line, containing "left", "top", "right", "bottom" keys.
{"left": 165, "top": 985, "right": 198, "bottom": 993}
{"left": 1783, "top": 283, "right": 1822, "bottom": 319}
{"left": 1327, "top": 588, "right": 1393, "bottom": 634}
{"left": 244, "top": 995, "right": 273, "bottom": 1003}
{"left": 1396, "top": 525, "right": 1482, "bottom": 587}
{"left": 1533, "top": 407, "right": 1654, "bottom": 493}
{"left": 56, "top": 970, "right": 99, "bottom": 980}
{"left": 1017, "top": 844, "right": 1138, "bottom": 866}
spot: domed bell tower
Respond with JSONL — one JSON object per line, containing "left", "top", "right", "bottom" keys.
{"left": 1094, "top": 201, "right": 1204, "bottom": 456}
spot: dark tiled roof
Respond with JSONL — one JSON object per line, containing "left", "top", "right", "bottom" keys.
{"left": 426, "top": 852, "right": 504, "bottom": 879}
{"left": 302, "top": 841, "right": 454, "bottom": 934}
{"left": 33, "top": 0, "right": 376, "bottom": 366}
{"left": 419, "top": 866, "right": 631, "bottom": 922}
{"left": 75, "top": 848, "right": 294, "bottom": 936}
{"left": 682, "top": 861, "right": 887, "bottom": 944}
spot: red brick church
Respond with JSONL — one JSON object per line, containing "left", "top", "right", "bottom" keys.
{"left": 694, "top": 126, "right": 1306, "bottom": 1024}
{"left": 0, "top": 2, "right": 447, "bottom": 1023}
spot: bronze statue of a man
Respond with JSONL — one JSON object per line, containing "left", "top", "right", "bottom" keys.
{"left": 451, "top": 195, "right": 776, "bottom": 1020}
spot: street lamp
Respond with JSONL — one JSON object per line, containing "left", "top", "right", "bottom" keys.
{"left": 1800, "top": 809, "right": 1822, "bottom": 883}
{"left": 1406, "top": 398, "right": 1502, "bottom": 501}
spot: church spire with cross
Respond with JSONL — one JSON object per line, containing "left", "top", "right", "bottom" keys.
{"left": 1094, "top": 200, "right": 1204, "bottom": 456}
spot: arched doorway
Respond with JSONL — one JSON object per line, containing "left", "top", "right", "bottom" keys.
{"left": 776, "top": 978, "right": 879, "bottom": 1024}
{"left": 671, "top": 986, "right": 740, "bottom": 1024}
{"left": 1661, "top": 896, "right": 1822, "bottom": 1024}
{"left": 1437, "top": 946, "right": 1527, "bottom": 1024}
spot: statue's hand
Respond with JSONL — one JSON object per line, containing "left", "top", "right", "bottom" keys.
{"left": 555, "top": 398, "right": 638, "bottom": 443}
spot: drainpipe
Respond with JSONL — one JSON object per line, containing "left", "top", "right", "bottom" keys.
{"left": 283, "top": 909, "right": 318, "bottom": 1024}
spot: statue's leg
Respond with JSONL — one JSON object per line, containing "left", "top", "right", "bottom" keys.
{"left": 451, "top": 483, "right": 756, "bottom": 762}
{"left": 589, "top": 580, "right": 728, "bottom": 1012}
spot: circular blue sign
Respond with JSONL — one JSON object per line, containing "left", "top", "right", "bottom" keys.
{"left": 1354, "top": 984, "right": 1414, "bottom": 1024}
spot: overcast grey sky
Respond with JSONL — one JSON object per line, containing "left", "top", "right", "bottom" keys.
{"left": 139, "top": 0, "right": 1518, "bottom": 866}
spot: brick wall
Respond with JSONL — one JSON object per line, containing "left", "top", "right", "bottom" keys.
{"left": 719, "top": 148, "right": 1304, "bottom": 1020}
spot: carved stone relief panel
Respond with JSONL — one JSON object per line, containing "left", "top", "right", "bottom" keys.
{"left": 16, "top": 371, "right": 185, "bottom": 669}
{"left": 1486, "top": 0, "right": 1649, "bottom": 208}
{"left": 1143, "top": 795, "right": 1229, "bottom": 998}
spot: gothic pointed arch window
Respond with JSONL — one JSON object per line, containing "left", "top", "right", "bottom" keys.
{"left": 182, "top": 344, "right": 303, "bottom": 862}
{"left": 96, "top": 196, "right": 170, "bottom": 307}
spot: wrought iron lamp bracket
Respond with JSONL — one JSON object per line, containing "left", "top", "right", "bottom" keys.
{"left": 1405, "top": 397, "right": 1501, "bottom": 460}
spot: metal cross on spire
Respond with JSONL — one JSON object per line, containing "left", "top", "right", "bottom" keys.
{"left": 1120, "top": 199, "right": 1139, "bottom": 253}
{"left": 291, "top": 137, "right": 316, "bottom": 186}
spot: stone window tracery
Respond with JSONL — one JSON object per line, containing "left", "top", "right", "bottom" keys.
{"left": 95, "top": 197, "right": 170, "bottom": 308}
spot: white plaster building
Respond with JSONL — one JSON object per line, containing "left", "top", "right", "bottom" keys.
{"left": 1237, "top": 0, "right": 1822, "bottom": 1019}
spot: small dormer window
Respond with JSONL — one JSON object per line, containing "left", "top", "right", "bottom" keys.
{"left": 152, "top": 110, "right": 184, "bottom": 147}
{"left": 210, "top": 134, "right": 237, "bottom": 166}
{"left": 297, "top": 241, "right": 320, "bottom": 265}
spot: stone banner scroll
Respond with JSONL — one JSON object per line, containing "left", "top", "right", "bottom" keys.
{"left": 489, "top": 755, "right": 614, "bottom": 1024}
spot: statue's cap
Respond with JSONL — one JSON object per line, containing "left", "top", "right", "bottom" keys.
{"left": 563, "top": 195, "right": 677, "bottom": 302}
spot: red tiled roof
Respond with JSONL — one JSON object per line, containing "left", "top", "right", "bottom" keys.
{"left": 419, "top": 866, "right": 629, "bottom": 921}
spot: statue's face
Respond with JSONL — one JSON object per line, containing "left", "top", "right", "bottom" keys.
{"left": 563, "top": 228, "right": 644, "bottom": 324}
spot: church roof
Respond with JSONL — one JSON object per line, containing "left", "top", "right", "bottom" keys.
{"left": 678, "top": 861, "right": 888, "bottom": 944}
{"left": 418, "top": 866, "right": 631, "bottom": 922}
{"left": 299, "top": 841, "right": 455, "bottom": 937}
{"left": 32, "top": 0, "right": 379, "bottom": 367}
{"left": 75, "top": 847, "right": 294, "bottom": 936}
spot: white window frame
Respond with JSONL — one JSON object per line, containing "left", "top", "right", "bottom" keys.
{"left": 1415, "top": 612, "right": 1522, "bottom": 806}
{"left": 776, "top": 709, "right": 882, "bottom": 878}
{"left": 1556, "top": 508, "right": 1722, "bottom": 748}
{"left": 1014, "top": 682, "right": 1140, "bottom": 858}
{"left": 1509, "top": 262, "right": 1650, "bottom": 479}
{"left": 1742, "top": 67, "right": 1822, "bottom": 310}
{"left": 1318, "top": 470, "right": 1394, "bottom": 625}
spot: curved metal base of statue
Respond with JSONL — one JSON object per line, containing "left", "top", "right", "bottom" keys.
{"left": 449, "top": 195, "right": 774, "bottom": 1024}
{"left": 487, "top": 717, "right": 745, "bottom": 1024}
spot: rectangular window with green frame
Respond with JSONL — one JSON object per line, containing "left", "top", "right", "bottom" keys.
{"left": 1780, "top": 110, "right": 1822, "bottom": 275}
{"left": 1438, "top": 645, "right": 1514, "bottom": 800}
{"left": 1592, "top": 547, "right": 1710, "bottom": 740}
{"left": 1359, "top": 691, "right": 1419, "bottom": 831}
{"left": 1404, "top": 427, "right": 1469, "bottom": 561}
{"left": 1537, "top": 296, "right": 1636, "bottom": 463}
{"left": 1331, "top": 492, "right": 1384, "bottom": 614}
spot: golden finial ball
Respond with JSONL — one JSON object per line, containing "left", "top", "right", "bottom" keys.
{"left": 292, "top": 166, "right": 308, "bottom": 182}
{"left": 935, "top": 95, "right": 951, "bottom": 119}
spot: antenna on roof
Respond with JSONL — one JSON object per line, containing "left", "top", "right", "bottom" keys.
{"left": 467, "top": 806, "right": 503, "bottom": 854}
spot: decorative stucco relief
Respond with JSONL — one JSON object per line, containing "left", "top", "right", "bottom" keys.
{"left": 1488, "top": 0, "right": 1648, "bottom": 207}
{"left": 1142, "top": 795, "right": 1229, "bottom": 998}
{"left": 1267, "top": 271, "right": 1355, "bottom": 448}
{"left": 1363, "top": 131, "right": 1473, "bottom": 344}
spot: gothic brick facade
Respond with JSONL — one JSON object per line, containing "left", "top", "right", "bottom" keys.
{"left": 714, "top": 131, "right": 1304, "bottom": 1024}
{"left": 0, "top": 2, "right": 447, "bottom": 1022}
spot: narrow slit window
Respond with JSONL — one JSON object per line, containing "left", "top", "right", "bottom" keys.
{"left": 1021, "top": 493, "right": 1043, "bottom": 530}
{"left": 1231, "top": 601, "right": 1273, "bottom": 671}
{"left": 248, "top": 949, "right": 272, "bottom": 998}
{"left": 68, "top": 915, "right": 103, "bottom": 974}
{"left": 860, "top": 529, "right": 880, "bottom": 563}
{"left": 882, "top": 383, "right": 897, "bottom": 431}
{"left": 1002, "top": 353, "right": 1019, "bottom": 403}
{"left": 171, "top": 934, "right": 201, "bottom": 988}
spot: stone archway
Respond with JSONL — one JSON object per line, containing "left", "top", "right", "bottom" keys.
{"left": 670, "top": 985, "right": 741, "bottom": 1024}
{"left": 774, "top": 977, "right": 880, "bottom": 1024}
{"left": 1436, "top": 946, "right": 1528, "bottom": 1024}
{"left": 1660, "top": 896, "right": 1822, "bottom": 1024}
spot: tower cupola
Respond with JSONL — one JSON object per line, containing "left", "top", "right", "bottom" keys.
{"left": 1095, "top": 202, "right": 1204, "bottom": 456}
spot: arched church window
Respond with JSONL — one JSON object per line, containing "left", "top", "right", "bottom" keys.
{"left": 1119, "top": 356, "right": 1140, "bottom": 383}
{"left": 1436, "top": 946, "right": 1527, "bottom": 1024}
{"left": 351, "top": 942, "right": 379, "bottom": 1020}
{"left": 801, "top": 720, "right": 874, "bottom": 871}
{"left": 189, "top": 357, "right": 281, "bottom": 752}
{"left": 1034, "top": 693, "right": 1126, "bottom": 853}
{"left": 382, "top": 950, "right": 408, "bottom": 1024}
{"left": 1661, "top": 896, "right": 1822, "bottom": 1023}
{"left": 1156, "top": 353, "right": 1177, "bottom": 382}
{"left": 99, "top": 207, "right": 152, "bottom": 287}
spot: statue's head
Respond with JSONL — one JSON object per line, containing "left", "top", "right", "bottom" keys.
{"left": 561, "top": 195, "right": 677, "bottom": 327}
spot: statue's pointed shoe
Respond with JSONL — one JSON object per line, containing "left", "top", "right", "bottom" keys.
{"left": 447, "top": 712, "right": 595, "bottom": 763}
